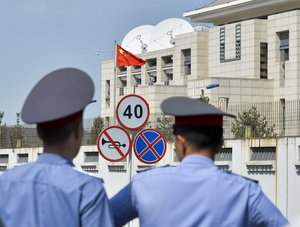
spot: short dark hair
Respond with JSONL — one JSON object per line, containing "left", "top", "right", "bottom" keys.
{"left": 37, "top": 118, "right": 82, "bottom": 146}
{"left": 173, "top": 125, "right": 223, "bottom": 153}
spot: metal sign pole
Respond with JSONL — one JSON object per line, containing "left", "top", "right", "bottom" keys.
{"left": 128, "top": 131, "right": 134, "bottom": 227}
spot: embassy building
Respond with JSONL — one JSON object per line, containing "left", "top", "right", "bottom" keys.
{"left": 99, "top": 0, "right": 300, "bottom": 223}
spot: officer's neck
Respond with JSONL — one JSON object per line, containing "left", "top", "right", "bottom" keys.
{"left": 43, "top": 138, "right": 79, "bottom": 161}
{"left": 184, "top": 149, "right": 215, "bottom": 161}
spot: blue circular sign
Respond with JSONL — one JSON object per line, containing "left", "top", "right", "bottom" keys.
{"left": 133, "top": 129, "right": 167, "bottom": 164}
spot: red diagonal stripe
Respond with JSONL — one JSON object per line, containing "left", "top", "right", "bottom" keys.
{"left": 103, "top": 131, "right": 125, "bottom": 159}
{"left": 138, "top": 133, "right": 162, "bottom": 159}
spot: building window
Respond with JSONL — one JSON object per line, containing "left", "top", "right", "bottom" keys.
{"left": 235, "top": 24, "right": 241, "bottom": 60}
{"left": 117, "top": 66, "right": 127, "bottom": 74}
{"left": 17, "top": 153, "right": 28, "bottom": 163}
{"left": 215, "top": 148, "right": 232, "bottom": 161}
{"left": 132, "top": 65, "right": 141, "bottom": 72}
{"left": 220, "top": 27, "right": 225, "bottom": 62}
{"left": 0, "top": 166, "right": 7, "bottom": 172}
{"left": 278, "top": 31, "right": 289, "bottom": 62}
{"left": 146, "top": 58, "right": 157, "bottom": 69}
{"left": 133, "top": 75, "right": 141, "bottom": 87}
{"left": 250, "top": 147, "right": 276, "bottom": 161}
{"left": 84, "top": 152, "right": 99, "bottom": 163}
{"left": 108, "top": 165, "right": 126, "bottom": 173}
{"left": 105, "top": 80, "right": 110, "bottom": 107}
{"left": 119, "top": 77, "right": 127, "bottom": 96}
{"left": 81, "top": 165, "right": 98, "bottom": 174}
{"left": 260, "top": 43, "right": 268, "bottom": 79}
{"left": 182, "top": 49, "right": 191, "bottom": 76}
{"left": 162, "top": 55, "right": 173, "bottom": 67}
{"left": 148, "top": 72, "right": 157, "bottom": 85}
{"left": 0, "top": 154, "right": 8, "bottom": 164}
{"left": 220, "top": 24, "right": 241, "bottom": 63}
{"left": 162, "top": 55, "right": 173, "bottom": 84}
{"left": 218, "top": 97, "right": 229, "bottom": 111}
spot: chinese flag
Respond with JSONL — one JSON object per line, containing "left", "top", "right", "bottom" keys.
{"left": 116, "top": 44, "right": 146, "bottom": 67}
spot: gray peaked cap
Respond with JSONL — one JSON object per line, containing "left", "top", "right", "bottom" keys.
{"left": 161, "top": 96, "right": 236, "bottom": 118}
{"left": 21, "top": 68, "right": 94, "bottom": 124}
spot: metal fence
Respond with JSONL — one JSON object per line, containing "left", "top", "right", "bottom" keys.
{"left": 224, "top": 99, "right": 300, "bottom": 139}
{"left": 0, "top": 118, "right": 100, "bottom": 149}
{"left": 2, "top": 100, "right": 300, "bottom": 148}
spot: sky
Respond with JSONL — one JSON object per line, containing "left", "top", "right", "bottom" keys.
{"left": 0, "top": 0, "right": 209, "bottom": 125}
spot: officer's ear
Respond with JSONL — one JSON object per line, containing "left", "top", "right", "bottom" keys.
{"left": 176, "top": 135, "right": 187, "bottom": 146}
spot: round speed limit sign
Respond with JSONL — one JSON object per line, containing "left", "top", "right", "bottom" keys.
{"left": 116, "top": 94, "right": 150, "bottom": 131}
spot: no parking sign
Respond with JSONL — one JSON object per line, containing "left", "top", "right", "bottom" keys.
{"left": 133, "top": 129, "right": 167, "bottom": 164}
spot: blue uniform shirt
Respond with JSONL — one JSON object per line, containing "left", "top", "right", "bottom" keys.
{"left": 0, "top": 153, "right": 114, "bottom": 227}
{"left": 110, "top": 154, "right": 288, "bottom": 227}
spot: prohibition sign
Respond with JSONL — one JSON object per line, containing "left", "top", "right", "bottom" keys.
{"left": 116, "top": 94, "right": 150, "bottom": 131}
{"left": 97, "top": 126, "right": 131, "bottom": 162}
{"left": 133, "top": 129, "right": 167, "bottom": 164}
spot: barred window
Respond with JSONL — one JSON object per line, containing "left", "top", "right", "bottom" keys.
{"left": 220, "top": 27, "right": 225, "bottom": 62}
{"left": 235, "top": 24, "right": 241, "bottom": 60}
{"left": 81, "top": 165, "right": 98, "bottom": 174}
{"left": 0, "top": 154, "right": 8, "bottom": 164}
{"left": 215, "top": 148, "right": 232, "bottom": 161}
{"left": 250, "top": 147, "right": 276, "bottom": 161}
{"left": 84, "top": 152, "right": 99, "bottom": 162}
{"left": 220, "top": 24, "right": 241, "bottom": 63}
{"left": 108, "top": 165, "right": 126, "bottom": 173}
{"left": 0, "top": 166, "right": 7, "bottom": 172}
{"left": 17, "top": 153, "right": 28, "bottom": 163}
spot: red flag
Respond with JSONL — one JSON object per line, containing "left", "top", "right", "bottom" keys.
{"left": 116, "top": 44, "right": 146, "bottom": 67}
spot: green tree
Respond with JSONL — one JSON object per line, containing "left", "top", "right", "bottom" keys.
{"left": 156, "top": 113, "right": 174, "bottom": 142}
{"left": 198, "top": 94, "right": 210, "bottom": 103}
{"left": 87, "top": 116, "right": 104, "bottom": 145}
{"left": 231, "top": 106, "right": 277, "bottom": 138}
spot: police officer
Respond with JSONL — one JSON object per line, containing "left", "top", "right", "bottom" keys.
{"left": 110, "top": 96, "right": 288, "bottom": 227}
{"left": 0, "top": 69, "right": 114, "bottom": 227}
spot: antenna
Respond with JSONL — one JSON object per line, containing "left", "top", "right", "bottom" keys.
{"left": 149, "top": 18, "right": 194, "bottom": 51}
{"left": 122, "top": 25, "right": 154, "bottom": 54}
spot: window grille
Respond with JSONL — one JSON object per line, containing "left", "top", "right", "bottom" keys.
{"left": 81, "top": 165, "right": 98, "bottom": 174}
{"left": 220, "top": 27, "right": 225, "bottom": 62}
{"left": 84, "top": 152, "right": 99, "bottom": 162}
{"left": 250, "top": 147, "right": 276, "bottom": 161}
{"left": 260, "top": 43, "right": 268, "bottom": 79}
{"left": 220, "top": 24, "right": 241, "bottom": 62}
{"left": 108, "top": 165, "right": 126, "bottom": 173}
{"left": 215, "top": 148, "right": 232, "bottom": 161}
{"left": 235, "top": 24, "right": 241, "bottom": 60}
{"left": 17, "top": 153, "right": 28, "bottom": 163}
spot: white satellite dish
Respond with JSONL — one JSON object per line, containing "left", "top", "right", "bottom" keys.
{"left": 149, "top": 18, "right": 194, "bottom": 51}
{"left": 122, "top": 25, "right": 154, "bottom": 54}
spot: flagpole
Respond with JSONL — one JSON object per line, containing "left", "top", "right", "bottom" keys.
{"left": 113, "top": 40, "right": 117, "bottom": 125}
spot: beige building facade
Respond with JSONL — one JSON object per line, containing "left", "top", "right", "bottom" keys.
{"left": 101, "top": 0, "right": 300, "bottom": 131}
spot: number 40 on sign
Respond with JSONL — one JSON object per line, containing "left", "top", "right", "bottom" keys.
{"left": 116, "top": 94, "right": 150, "bottom": 131}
